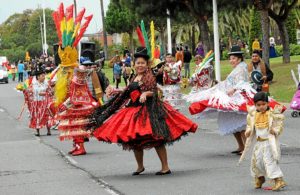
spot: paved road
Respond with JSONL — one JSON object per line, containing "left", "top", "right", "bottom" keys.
{"left": 1, "top": 81, "right": 300, "bottom": 195}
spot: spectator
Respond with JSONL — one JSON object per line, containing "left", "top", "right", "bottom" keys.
{"left": 10, "top": 63, "right": 17, "bottom": 81}
{"left": 175, "top": 46, "right": 184, "bottom": 63}
{"left": 252, "top": 38, "right": 261, "bottom": 52}
{"left": 113, "top": 56, "right": 122, "bottom": 89}
{"left": 17, "top": 60, "right": 25, "bottom": 82}
{"left": 195, "top": 42, "right": 205, "bottom": 57}
{"left": 183, "top": 46, "right": 192, "bottom": 78}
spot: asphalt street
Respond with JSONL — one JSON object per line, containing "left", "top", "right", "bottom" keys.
{"left": 1, "top": 81, "right": 300, "bottom": 195}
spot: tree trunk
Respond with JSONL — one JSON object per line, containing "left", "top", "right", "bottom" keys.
{"left": 277, "top": 21, "right": 290, "bottom": 63}
{"left": 198, "top": 18, "right": 211, "bottom": 55}
{"left": 129, "top": 30, "right": 134, "bottom": 54}
{"left": 191, "top": 25, "right": 196, "bottom": 55}
{"left": 260, "top": 10, "right": 270, "bottom": 66}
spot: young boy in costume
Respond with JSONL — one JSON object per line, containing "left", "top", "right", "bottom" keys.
{"left": 241, "top": 92, "right": 286, "bottom": 191}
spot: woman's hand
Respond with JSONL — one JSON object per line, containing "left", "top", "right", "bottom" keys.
{"left": 270, "top": 129, "right": 277, "bottom": 136}
{"left": 261, "top": 76, "right": 267, "bottom": 81}
{"left": 139, "top": 92, "right": 147, "bottom": 103}
{"left": 105, "top": 85, "right": 122, "bottom": 97}
{"left": 39, "top": 92, "right": 46, "bottom": 96}
{"left": 245, "top": 131, "right": 251, "bottom": 138}
{"left": 227, "top": 89, "right": 236, "bottom": 96}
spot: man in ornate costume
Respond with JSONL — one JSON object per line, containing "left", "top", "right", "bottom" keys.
{"left": 50, "top": 3, "right": 94, "bottom": 155}
{"left": 57, "top": 65, "right": 99, "bottom": 156}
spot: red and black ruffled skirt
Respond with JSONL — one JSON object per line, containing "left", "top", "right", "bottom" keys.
{"left": 93, "top": 102, "right": 198, "bottom": 150}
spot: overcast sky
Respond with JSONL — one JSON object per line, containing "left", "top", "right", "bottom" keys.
{"left": 0, "top": 0, "right": 110, "bottom": 33}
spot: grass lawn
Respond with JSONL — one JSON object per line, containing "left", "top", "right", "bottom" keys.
{"left": 102, "top": 55, "right": 300, "bottom": 103}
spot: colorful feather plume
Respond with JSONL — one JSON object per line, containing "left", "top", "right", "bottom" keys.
{"left": 195, "top": 50, "right": 214, "bottom": 74}
{"left": 140, "top": 20, "right": 151, "bottom": 57}
{"left": 136, "top": 26, "right": 145, "bottom": 47}
{"left": 52, "top": 3, "right": 93, "bottom": 48}
{"left": 150, "top": 21, "right": 155, "bottom": 59}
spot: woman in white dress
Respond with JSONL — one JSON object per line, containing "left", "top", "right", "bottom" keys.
{"left": 185, "top": 46, "right": 254, "bottom": 155}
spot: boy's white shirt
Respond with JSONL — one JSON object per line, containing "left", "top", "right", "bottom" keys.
{"left": 239, "top": 105, "right": 284, "bottom": 164}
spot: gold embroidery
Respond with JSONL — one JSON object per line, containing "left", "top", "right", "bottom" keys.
{"left": 255, "top": 111, "right": 269, "bottom": 129}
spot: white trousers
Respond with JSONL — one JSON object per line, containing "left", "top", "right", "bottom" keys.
{"left": 251, "top": 141, "right": 283, "bottom": 179}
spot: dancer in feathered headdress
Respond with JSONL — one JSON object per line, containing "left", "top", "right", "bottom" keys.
{"left": 51, "top": 3, "right": 94, "bottom": 156}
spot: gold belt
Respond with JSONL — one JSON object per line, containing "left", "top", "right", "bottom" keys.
{"left": 257, "top": 137, "right": 268, "bottom": 142}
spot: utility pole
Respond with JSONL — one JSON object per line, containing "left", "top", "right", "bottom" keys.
{"left": 42, "top": 2, "right": 48, "bottom": 56}
{"left": 213, "top": 0, "right": 221, "bottom": 81}
{"left": 166, "top": 9, "right": 172, "bottom": 54}
{"left": 100, "top": 0, "right": 108, "bottom": 59}
{"left": 73, "top": 0, "right": 77, "bottom": 18}
{"left": 39, "top": 15, "right": 44, "bottom": 55}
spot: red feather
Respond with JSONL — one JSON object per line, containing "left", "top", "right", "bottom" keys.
{"left": 65, "top": 4, "right": 74, "bottom": 20}
{"left": 136, "top": 26, "right": 145, "bottom": 47}
{"left": 58, "top": 3, "right": 64, "bottom": 21}
{"left": 73, "top": 15, "right": 93, "bottom": 47}
{"left": 52, "top": 11, "right": 62, "bottom": 44}
{"left": 75, "top": 8, "right": 86, "bottom": 24}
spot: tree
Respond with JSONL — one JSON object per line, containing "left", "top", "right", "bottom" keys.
{"left": 253, "top": 0, "right": 274, "bottom": 66}
{"left": 105, "top": 1, "right": 136, "bottom": 53}
{"left": 268, "top": 0, "right": 298, "bottom": 63}
{"left": 249, "top": 8, "right": 262, "bottom": 53}
{"left": 0, "top": 8, "right": 57, "bottom": 61}
{"left": 286, "top": 10, "right": 297, "bottom": 45}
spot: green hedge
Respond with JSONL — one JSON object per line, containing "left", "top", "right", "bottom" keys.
{"left": 275, "top": 44, "right": 300, "bottom": 56}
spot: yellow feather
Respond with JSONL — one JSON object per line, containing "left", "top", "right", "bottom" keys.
{"left": 67, "top": 19, "right": 74, "bottom": 33}
{"left": 72, "top": 23, "right": 80, "bottom": 38}
{"left": 150, "top": 21, "right": 155, "bottom": 59}
{"left": 60, "top": 17, "right": 67, "bottom": 33}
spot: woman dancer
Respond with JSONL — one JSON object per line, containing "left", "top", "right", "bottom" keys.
{"left": 92, "top": 47, "right": 198, "bottom": 175}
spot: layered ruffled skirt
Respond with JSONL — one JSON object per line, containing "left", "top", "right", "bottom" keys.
{"left": 93, "top": 102, "right": 198, "bottom": 150}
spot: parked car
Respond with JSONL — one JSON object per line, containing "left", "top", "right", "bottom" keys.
{"left": 0, "top": 65, "right": 9, "bottom": 83}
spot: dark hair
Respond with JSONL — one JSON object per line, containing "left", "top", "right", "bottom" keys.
{"left": 254, "top": 92, "right": 269, "bottom": 103}
{"left": 252, "top": 50, "right": 260, "bottom": 55}
{"left": 134, "top": 56, "right": 149, "bottom": 63}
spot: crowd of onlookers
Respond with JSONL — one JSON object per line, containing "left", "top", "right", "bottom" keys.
{"left": 5, "top": 56, "right": 56, "bottom": 82}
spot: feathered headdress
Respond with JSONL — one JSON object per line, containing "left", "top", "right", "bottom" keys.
{"left": 52, "top": 3, "right": 93, "bottom": 106}
{"left": 52, "top": 3, "right": 93, "bottom": 48}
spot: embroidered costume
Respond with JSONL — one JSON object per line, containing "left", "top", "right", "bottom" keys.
{"left": 239, "top": 105, "right": 286, "bottom": 191}
{"left": 26, "top": 78, "right": 51, "bottom": 130}
{"left": 57, "top": 67, "right": 98, "bottom": 141}
{"left": 161, "top": 60, "right": 184, "bottom": 109}
{"left": 51, "top": 3, "right": 94, "bottom": 155}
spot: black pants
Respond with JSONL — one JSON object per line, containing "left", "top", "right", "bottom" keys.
{"left": 18, "top": 73, "right": 23, "bottom": 82}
